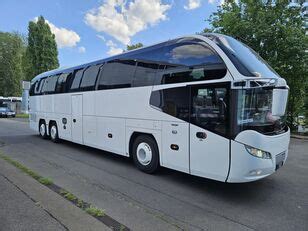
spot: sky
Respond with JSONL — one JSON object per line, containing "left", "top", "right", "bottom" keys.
{"left": 0, "top": 0, "right": 223, "bottom": 68}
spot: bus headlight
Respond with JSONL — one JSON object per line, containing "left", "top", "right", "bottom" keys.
{"left": 245, "top": 145, "right": 271, "bottom": 159}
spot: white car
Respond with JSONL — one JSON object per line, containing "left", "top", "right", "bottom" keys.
{"left": 0, "top": 107, "right": 16, "bottom": 117}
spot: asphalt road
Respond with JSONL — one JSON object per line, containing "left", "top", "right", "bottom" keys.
{"left": 0, "top": 118, "right": 307, "bottom": 231}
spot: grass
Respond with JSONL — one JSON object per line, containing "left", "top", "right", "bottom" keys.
{"left": 38, "top": 177, "right": 53, "bottom": 185}
{"left": 0, "top": 152, "right": 41, "bottom": 180}
{"left": 85, "top": 206, "right": 105, "bottom": 217}
{"left": 15, "top": 114, "right": 29, "bottom": 118}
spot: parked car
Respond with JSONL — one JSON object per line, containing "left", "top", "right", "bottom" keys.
{"left": 0, "top": 107, "right": 16, "bottom": 117}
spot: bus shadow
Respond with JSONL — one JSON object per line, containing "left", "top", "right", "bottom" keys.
{"left": 157, "top": 167, "right": 276, "bottom": 203}
{"left": 41, "top": 136, "right": 274, "bottom": 203}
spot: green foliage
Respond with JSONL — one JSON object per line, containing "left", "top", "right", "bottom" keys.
{"left": 26, "top": 16, "right": 59, "bottom": 80}
{"left": 38, "top": 177, "right": 53, "bottom": 185}
{"left": 0, "top": 152, "right": 46, "bottom": 182}
{"left": 0, "top": 32, "right": 26, "bottom": 96}
{"left": 85, "top": 206, "right": 105, "bottom": 217}
{"left": 204, "top": 0, "right": 307, "bottom": 128}
{"left": 15, "top": 113, "right": 29, "bottom": 118}
{"left": 126, "top": 43, "right": 143, "bottom": 51}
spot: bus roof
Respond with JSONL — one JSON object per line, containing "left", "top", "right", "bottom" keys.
{"left": 31, "top": 34, "right": 220, "bottom": 83}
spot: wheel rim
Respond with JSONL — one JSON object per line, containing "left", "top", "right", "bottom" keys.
{"left": 136, "top": 142, "right": 152, "bottom": 166}
{"left": 50, "top": 125, "right": 57, "bottom": 140}
{"left": 39, "top": 124, "right": 45, "bottom": 136}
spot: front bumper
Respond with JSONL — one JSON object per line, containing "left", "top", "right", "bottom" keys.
{"left": 227, "top": 128, "right": 290, "bottom": 183}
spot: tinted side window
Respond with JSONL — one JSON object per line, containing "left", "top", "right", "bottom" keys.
{"left": 163, "top": 41, "right": 223, "bottom": 66}
{"left": 132, "top": 62, "right": 158, "bottom": 87}
{"left": 40, "top": 78, "right": 48, "bottom": 94}
{"left": 34, "top": 78, "right": 45, "bottom": 95}
{"left": 70, "top": 69, "right": 84, "bottom": 91}
{"left": 155, "top": 39, "right": 227, "bottom": 85}
{"left": 80, "top": 64, "right": 101, "bottom": 90}
{"left": 150, "top": 86, "right": 190, "bottom": 122}
{"left": 191, "top": 85, "right": 229, "bottom": 136}
{"left": 55, "top": 73, "right": 70, "bottom": 94}
{"left": 159, "top": 66, "right": 227, "bottom": 85}
{"left": 125, "top": 43, "right": 168, "bottom": 64}
{"left": 42, "top": 75, "right": 58, "bottom": 94}
{"left": 29, "top": 81, "right": 37, "bottom": 96}
{"left": 48, "top": 75, "right": 59, "bottom": 94}
{"left": 98, "top": 60, "right": 136, "bottom": 90}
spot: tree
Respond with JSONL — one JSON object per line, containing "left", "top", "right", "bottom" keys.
{"left": 204, "top": 0, "right": 307, "bottom": 129}
{"left": 0, "top": 32, "right": 25, "bottom": 96}
{"left": 127, "top": 43, "right": 143, "bottom": 51}
{"left": 26, "top": 16, "right": 59, "bottom": 80}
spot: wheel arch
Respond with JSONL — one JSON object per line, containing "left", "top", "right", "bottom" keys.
{"left": 48, "top": 120, "right": 57, "bottom": 131}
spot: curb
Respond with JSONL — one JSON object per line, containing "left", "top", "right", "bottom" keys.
{"left": 0, "top": 153, "right": 130, "bottom": 231}
{"left": 291, "top": 135, "right": 308, "bottom": 140}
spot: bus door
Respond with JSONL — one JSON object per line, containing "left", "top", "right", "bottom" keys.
{"left": 151, "top": 86, "right": 190, "bottom": 173}
{"left": 189, "top": 84, "right": 230, "bottom": 182}
{"left": 71, "top": 94, "right": 83, "bottom": 144}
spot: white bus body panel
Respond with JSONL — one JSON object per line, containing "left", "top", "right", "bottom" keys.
{"left": 190, "top": 124, "right": 229, "bottom": 181}
{"left": 228, "top": 129, "right": 290, "bottom": 182}
{"left": 71, "top": 95, "right": 83, "bottom": 144}
{"left": 55, "top": 94, "right": 71, "bottom": 140}
{"left": 162, "top": 121, "right": 189, "bottom": 173}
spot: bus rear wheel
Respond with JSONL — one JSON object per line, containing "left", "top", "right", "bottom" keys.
{"left": 39, "top": 121, "right": 48, "bottom": 139}
{"left": 132, "top": 135, "right": 159, "bottom": 174}
{"left": 50, "top": 123, "right": 59, "bottom": 143}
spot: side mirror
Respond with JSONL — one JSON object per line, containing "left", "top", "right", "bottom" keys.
{"left": 272, "top": 89, "right": 288, "bottom": 116}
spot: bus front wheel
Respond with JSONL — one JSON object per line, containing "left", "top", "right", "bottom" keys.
{"left": 132, "top": 135, "right": 159, "bottom": 174}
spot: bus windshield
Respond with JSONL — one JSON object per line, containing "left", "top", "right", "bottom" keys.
{"left": 234, "top": 87, "right": 287, "bottom": 135}
{"left": 205, "top": 34, "right": 280, "bottom": 78}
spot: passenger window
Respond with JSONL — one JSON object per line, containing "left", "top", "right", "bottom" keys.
{"left": 55, "top": 73, "right": 70, "bottom": 93}
{"left": 160, "top": 66, "right": 227, "bottom": 84}
{"left": 41, "top": 78, "right": 49, "bottom": 94}
{"left": 150, "top": 86, "right": 190, "bottom": 122}
{"left": 30, "top": 81, "right": 37, "bottom": 96}
{"left": 163, "top": 38, "right": 223, "bottom": 66}
{"left": 80, "top": 64, "right": 101, "bottom": 90}
{"left": 155, "top": 40, "right": 227, "bottom": 85}
{"left": 42, "top": 76, "right": 58, "bottom": 94}
{"left": 48, "top": 75, "right": 58, "bottom": 93}
{"left": 191, "top": 86, "right": 229, "bottom": 135}
{"left": 132, "top": 62, "right": 158, "bottom": 87}
{"left": 125, "top": 43, "right": 168, "bottom": 63}
{"left": 98, "top": 60, "right": 136, "bottom": 90}
{"left": 35, "top": 78, "right": 45, "bottom": 95}
{"left": 70, "top": 69, "right": 84, "bottom": 91}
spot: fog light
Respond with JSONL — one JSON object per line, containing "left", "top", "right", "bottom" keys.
{"left": 245, "top": 145, "right": 271, "bottom": 159}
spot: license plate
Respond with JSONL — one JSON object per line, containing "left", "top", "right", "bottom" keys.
{"left": 275, "top": 151, "right": 286, "bottom": 171}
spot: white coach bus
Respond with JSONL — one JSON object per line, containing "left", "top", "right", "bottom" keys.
{"left": 29, "top": 33, "right": 290, "bottom": 183}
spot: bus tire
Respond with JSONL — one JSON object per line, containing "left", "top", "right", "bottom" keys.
{"left": 132, "top": 135, "right": 159, "bottom": 174}
{"left": 39, "top": 120, "right": 48, "bottom": 139}
{"left": 50, "top": 122, "right": 59, "bottom": 143}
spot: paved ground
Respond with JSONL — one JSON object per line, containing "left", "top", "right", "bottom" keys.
{"left": 0, "top": 170, "right": 66, "bottom": 231}
{"left": 0, "top": 157, "right": 110, "bottom": 231}
{"left": 0, "top": 118, "right": 307, "bottom": 231}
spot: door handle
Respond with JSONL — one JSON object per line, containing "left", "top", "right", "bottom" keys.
{"left": 196, "top": 132, "right": 207, "bottom": 139}
{"left": 73, "top": 119, "right": 76, "bottom": 123}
